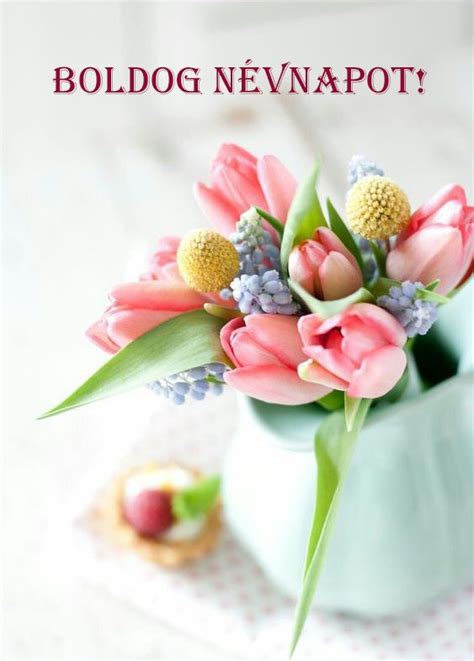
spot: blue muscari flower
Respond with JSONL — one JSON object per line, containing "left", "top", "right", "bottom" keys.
{"left": 220, "top": 208, "right": 299, "bottom": 315}
{"left": 377, "top": 281, "right": 438, "bottom": 338}
{"left": 148, "top": 363, "right": 226, "bottom": 405}
{"left": 223, "top": 269, "right": 299, "bottom": 315}
{"left": 228, "top": 207, "right": 281, "bottom": 276}
{"left": 348, "top": 155, "right": 384, "bottom": 187}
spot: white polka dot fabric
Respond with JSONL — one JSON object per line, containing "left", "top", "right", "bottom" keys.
{"left": 68, "top": 393, "right": 473, "bottom": 659}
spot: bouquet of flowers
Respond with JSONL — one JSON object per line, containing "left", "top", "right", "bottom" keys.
{"left": 42, "top": 144, "right": 473, "bottom": 653}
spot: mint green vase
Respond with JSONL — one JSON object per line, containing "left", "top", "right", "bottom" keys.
{"left": 222, "top": 283, "right": 473, "bottom": 617}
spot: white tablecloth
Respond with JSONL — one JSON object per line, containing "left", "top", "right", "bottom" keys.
{"left": 65, "top": 394, "right": 473, "bottom": 660}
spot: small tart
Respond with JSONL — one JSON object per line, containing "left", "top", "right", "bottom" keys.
{"left": 90, "top": 463, "right": 221, "bottom": 568}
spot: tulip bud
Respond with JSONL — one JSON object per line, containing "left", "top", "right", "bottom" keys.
{"left": 289, "top": 227, "right": 363, "bottom": 300}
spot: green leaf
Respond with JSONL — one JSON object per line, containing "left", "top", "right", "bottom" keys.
{"left": 416, "top": 288, "right": 451, "bottom": 305}
{"left": 369, "top": 241, "right": 386, "bottom": 277}
{"left": 254, "top": 207, "right": 285, "bottom": 238}
{"left": 371, "top": 278, "right": 450, "bottom": 305}
{"left": 424, "top": 279, "right": 440, "bottom": 292}
{"left": 316, "top": 390, "right": 344, "bottom": 411}
{"left": 39, "top": 310, "right": 229, "bottom": 419}
{"left": 172, "top": 475, "right": 221, "bottom": 520}
{"left": 344, "top": 394, "right": 362, "bottom": 432}
{"left": 288, "top": 279, "right": 375, "bottom": 319}
{"left": 369, "top": 277, "right": 401, "bottom": 298}
{"left": 326, "top": 198, "right": 364, "bottom": 272}
{"left": 280, "top": 158, "right": 327, "bottom": 274}
{"left": 289, "top": 400, "right": 372, "bottom": 656}
{"left": 203, "top": 303, "right": 244, "bottom": 321}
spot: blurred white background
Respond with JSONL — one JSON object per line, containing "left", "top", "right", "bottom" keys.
{"left": 2, "top": 1, "right": 473, "bottom": 658}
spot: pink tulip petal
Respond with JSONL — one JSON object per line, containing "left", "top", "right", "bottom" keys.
{"left": 160, "top": 263, "right": 182, "bottom": 282}
{"left": 303, "top": 240, "right": 328, "bottom": 265}
{"left": 107, "top": 309, "right": 180, "bottom": 349}
{"left": 319, "top": 252, "right": 363, "bottom": 300}
{"left": 193, "top": 182, "right": 240, "bottom": 236}
{"left": 86, "top": 318, "right": 120, "bottom": 354}
{"left": 288, "top": 248, "right": 316, "bottom": 296}
{"left": 298, "top": 359, "right": 349, "bottom": 390}
{"left": 348, "top": 345, "right": 407, "bottom": 398}
{"left": 212, "top": 163, "right": 267, "bottom": 211}
{"left": 257, "top": 155, "right": 297, "bottom": 222}
{"left": 231, "top": 329, "right": 284, "bottom": 367}
{"left": 387, "top": 225, "right": 464, "bottom": 295}
{"left": 457, "top": 221, "right": 474, "bottom": 284}
{"left": 348, "top": 304, "right": 407, "bottom": 347}
{"left": 298, "top": 313, "right": 343, "bottom": 346}
{"left": 245, "top": 314, "right": 307, "bottom": 368}
{"left": 224, "top": 365, "right": 330, "bottom": 405}
{"left": 326, "top": 329, "right": 343, "bottom": 351}
{"left": 154, "top": 235, "right": 181, "bottom": 254}
{"left": 303, "top": 346, "right": 356, "bottom": 382}
{"left": 220, "top": 317, "right": 245, "bottom": 367}
{"left": 110, "top": 281, "right": 205, "bottom": 311}
{"left": 411, "top": 184, "right": 466, "bottom": 229}
{"left": 316, "top": 227, "right": 360, "bottom": 271}
{"left": 215, "top": 143, "right": 257, "bottom": 167}
{"left": 423, "top": 200, "right": 465, "bottom": 228}
{"left": 340, "top": 318, "right": 387, "bottom": 365}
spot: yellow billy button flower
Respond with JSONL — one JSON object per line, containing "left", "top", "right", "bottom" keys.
{"left": 346, "top": 175, "right": 411, "bottom": 240}
{"left": 177, "top": 229, "right": 240, "bottom": 293}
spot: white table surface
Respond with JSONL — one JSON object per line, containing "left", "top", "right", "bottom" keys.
{"left": 3, "top": 2, "right": 472, "bottom": 658}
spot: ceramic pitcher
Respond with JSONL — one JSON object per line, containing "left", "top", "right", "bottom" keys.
{"left": 222, "top": 283, "right": 473, "bottom": 617}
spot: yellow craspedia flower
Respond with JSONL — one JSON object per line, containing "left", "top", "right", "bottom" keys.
{"left": 177, "top": 229, "right": 240, "bottom": 293}
{"left": 346, "top": 175, "right": 411, "bottom": 240}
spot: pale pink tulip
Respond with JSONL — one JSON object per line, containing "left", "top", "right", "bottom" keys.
{"left": 194, "top": 143, "right": 297, "bottom": 237}
{"left": 86, "top": 281, "right": 207, "bottom": 354}
{"left": 288, "top": 227, "right": 363, "bottom": 300}
{"left": 298, "top": 303, "right": 407, "bottom": 399}
{"left": 220, "top": 315, "right": 330, "bottom": 405}
{"left": 140, "top": 236, "right": 182, "bottom": 282}
{"left": 387, "top": 184, "right": 473, "bottom": 295}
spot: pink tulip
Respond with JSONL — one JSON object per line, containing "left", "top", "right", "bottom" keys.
{"left": 87, "top": 235, "right": 200, "bottom": 353}
{"left": 194, "top": 143, "right": 297, "bottom": 237}
{"left": 140, "top": 236, "right": 182, "bottom": 282}
{"left": 87, "top": 229, "right": 239, "bottom": 353}
{"left": 386, "top": 184, "right": 473, "bottom": 295}
{"left": 298, "top": 303, "right": 407, "bottom": 399}
{"left": 86, "top": 281, "right": 207, "bottom": 354}
{"left": 220, "top": 315, "right": 330, "bottom": 405}
{"left": 288, "top": 227, "right": 363, "bottom": 300}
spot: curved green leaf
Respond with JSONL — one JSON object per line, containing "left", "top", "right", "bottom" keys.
{"left": 288, "top": 279, "right": 375, "bottom": 319}
{"left": 326, "top": 198, "right": 364, "bottom": 272}
{"left": 255, "top": 207, "right": 285, "bottom": 238}
{"left": 204, "top": 303, "right": 244, "bottom": 321}
{"left": 280, "top": 158, "right": 327, "bottom": 274}
{"left": 369, "top": 241, "right": 386, "bottom": 277}
{"left": 39, "top": 310, "right": 229, "bottom": 419}
{"left": 371, "top": 278, "right": 450, "bottom": 305}
{"left": 416, "top": 288, "right": 451, "bottom": 304}
{"left": 289, "top": 400, "right": 372, "bottom": 656}
{"left": 316, "top": 390, "right": 344, "bottom": 411}
{"left": 425, "top": 279, "right": 440, "bottom": 292}
{"left": 369, "top": 277, "right": 401, "bottom": 298}
{"left": 344, "top": 393, "right": 362, "bottom": 432}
